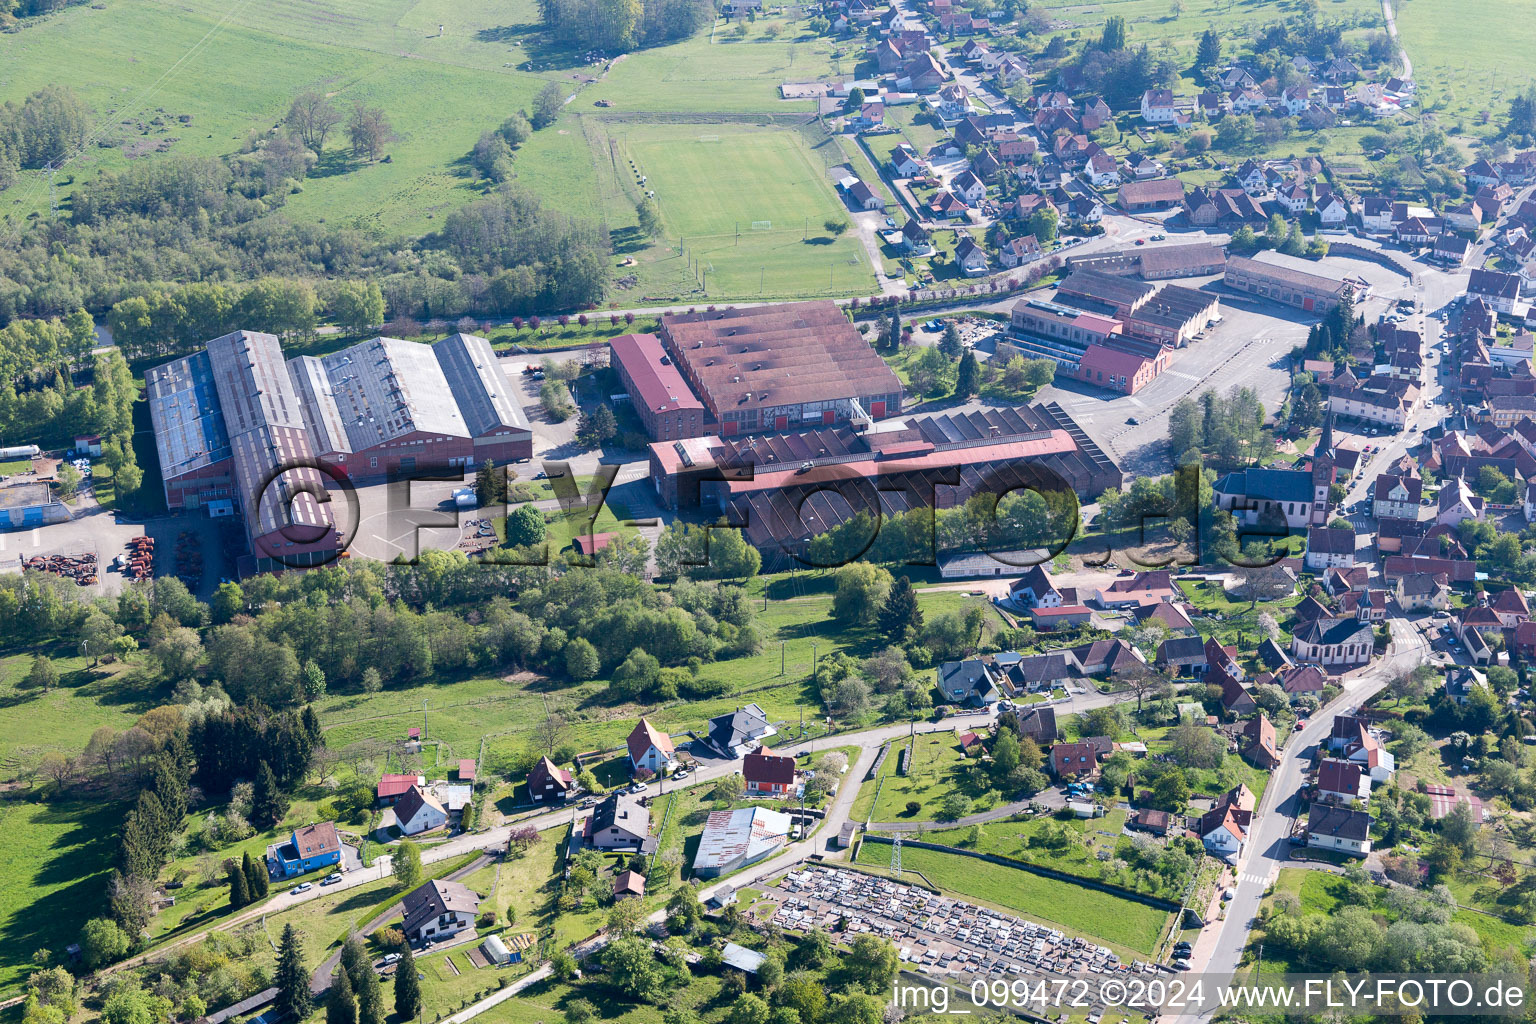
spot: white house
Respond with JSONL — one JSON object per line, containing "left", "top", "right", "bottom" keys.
{"left": 1307, "top": 805, "right": 1371, "bottom": 857}
{"left": 1373, "top": 473, "right": 1422, "bottom": 520}
{"left": 1318, "top": 194, "right": 1350, "bottom": 228}
{"left": 1305, "top": 525, "right": 1356, "bottom": 570}
{"left": 401, "top": 880, "right": 480, "bottom": 945}
{"left": 1140, "top": 89, "right": 1178, "bottom": 123}
{"left": 394, "top": 786, "right": 449, "bottom": 836}
{"left": 1361, "top": 196, "right": 1394, "bottom": 234}
{"left": 626, "top": 717, "right": 676, "bottom": 775}
{"left": 890, "top": 144, "right": 925, "bottom": 177}
{"left": 953, "top": 235, "right": 989, "bottom": 276}
{"left": 1436, "top": 478, "right": 1485, "bottom": 527}
{"left": 952, "top": 170, "right": 987, "bottom": 206}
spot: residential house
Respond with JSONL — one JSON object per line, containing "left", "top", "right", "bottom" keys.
{"left": 1338, "top": 588, "right": 1389, "bottom": 622}
{"left": 1012, "top": 705, "right": 1058, "bottom": 745}
{"left": 1140, "top": 89, "right": 1178, "bottom": 123}
{"left": 1306, "top": 804, "right": 1372, "bottom": 857}
{"left": 1305, "top": 525, "right": 1356, "bottom": 569}
{"left": 1281, "top": 85, "right": 1311, "bottom": 115}
{"left": 394, "top": 786, "right": 449, "bottom": 836}
{"left": 743, "top": 745, "right": 799, "bottom": 796}
{"left": 1323, "top": 565, "right": 1371, "bottom": 595}
{"left": 1084, "top": 148, "right": 1121, "bottom": 187}
{"left": 266, "top": 822, "right": 342, "bottom": 879}
{"left": 1468, "top": 268, "right": 1522, "bottom": 314}
{"left": 953, "top": 235, "right": 989, "bottom": 276}
{"left": 698, "top": 703, "right": 776, "bottom": 758}
{"left": 1291, "top": 617, "right": 1374, "bottom": 669}
{"left": 1396, "top": 571, "right": 1451, "bottom": 611}
{"left": 1095, "top": 570, "right": 1179, "bottom": 608}
{"left": 999, "top": 234, "right": 1044, "bottom": 268}
{"left": 1317, "top": 758, "right": 1369, "bottom": 805}
{"left": 1007, "top": 564, "right": 1062, "bottom": 608}
{"left": 527, "top": 755, "right": 575, "bottom": 803}
{"left": 1318, "top": 194, "right": 1350, "bottom": 229}
{"left": 934, "top": 83, "right": 972, "bottom": 123}
{"left": 1156, "top": 635, "right": 1209, "bottom": 677}
{"left": 940, "top": 659, "right": 1002, "bottom": 706}
{"left": 1197, "top": 784, "right": 1255, "bottom": 862}
{"left": 1001, "top": 652, "right": 1078, "bottom": 694}
{"left": 928, "top": 190, "right": 969, "bottom": 220}
{"left": 1436, "top": 477, "right": 1485, "bottom": 526}
{"left": 627, "top": 717, "right": 676, "bottom": 774}
{"left": 400, "top": 879, "right": 480, "bottom": 945}
{"left": 1118, "top": 151, "right": 1161, "bottom": 181}
{"left": 1373, "top": 473, "right": 1423, "bottom": 519}
{"left": 1444, "top": 665, "right": 1490, "bottom": 705}
{"left": 1279, "top": 664, "right": 1328, "bottom": 699}
{"left": 585, "top": 792, "right": 652, "bottom": 850}
{"left": 900, "top": 218, "right": 935, "bottom": 256}
{"left": 890, "top": 144, "right": 925, "bottom": 177}
{"left": 1217, "top": 668, "right": 1258, "bottom": 715}
{"left": 1050, "top": 736, "right": 1114, "bottom": 778}
{"left": 1434, "top": 232, "right": 1471, "bottom": 266}
{"left": 952, "top": 170, "right": 987, "bottom": 206}
{"left": 1240, "top": 714, "right": 1281, "bottom": 769}
{"left": 1361, "top": 196, "right": 1394, "bottom": 234}
{"left": 1465, "top": 159, "right": 1503, "bottom": 188}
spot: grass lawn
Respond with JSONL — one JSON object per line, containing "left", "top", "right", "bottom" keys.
{"left": 0, "top": 0, "right": 559, "bottom": 237}
{"left": 601, "top": 121, "right": 877, "bottom": 300}
{"left": 0, "top": 799, "right": 120, "bottom": 996}
{"left": 916, "top": 807, "right": 1195, "bottom": 899}
{"left": 852, "top": 840, "right": 1173, "bottom": 958}
{"left": 861, "top": 730, "right": 991, "bottom": 822}
{"left": 0, "top": 652, "right": 159, "bottom": 781}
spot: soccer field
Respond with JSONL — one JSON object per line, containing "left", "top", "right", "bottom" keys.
{"left": 621, "top": 124, "right": 878, "bottom": 298}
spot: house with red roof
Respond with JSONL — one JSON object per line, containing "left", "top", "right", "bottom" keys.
{"left": 743, "top": 744, "right": 798, "bottom": 796}
{"left": 377, "top": 773, "right": 426, "bottom": 806}
{"left": 1074, "top": 344, "right": 1169, "bottom": 394}
{"left": 528, "top": 755, "right": 575, "bottom": 803}
{"left": 1317, "top": 758, "right": 1368, "bottom": 804}
{"left": 627, "top": 717, "right": 676, "bottom": 775}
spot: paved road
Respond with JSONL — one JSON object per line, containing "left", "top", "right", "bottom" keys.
{"left": 1381, "top": 0, "right": 1411, "bottom": 81}
{"left": 1179, "top": 617, "right": 1430, "bottom": 1019}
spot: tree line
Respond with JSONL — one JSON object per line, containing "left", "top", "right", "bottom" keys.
{"left": 534, "top": 0, "right": 714, "bottom": 53}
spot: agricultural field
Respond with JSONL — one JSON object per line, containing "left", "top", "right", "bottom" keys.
{"left": 852, "top": 840, "right": 1174, "bottom": 958}
{"left": 1395, "top": 0, "right": 1536, "bottom": 133}
{"left": 1032, "top": 0, "right": 1382, "bottom": 57}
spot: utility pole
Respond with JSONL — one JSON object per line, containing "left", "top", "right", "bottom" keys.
{"left": 423, "top": 699, "right": 429, "bottom": 742}
{"left": 780, "top": 641, "right": 785, "bottom": 675}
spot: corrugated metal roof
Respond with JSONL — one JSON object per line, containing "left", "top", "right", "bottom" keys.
{"left": 321, "top": 337, "right": 469, "bottom": 450}
{"left": 145, "top": 350, "right": 232, "bottom": 478}
{"left": 434, "top": 333, "right": 531, "bottom": 437}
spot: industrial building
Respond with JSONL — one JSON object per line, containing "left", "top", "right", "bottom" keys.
{"left": 609, "top": 332, "right": 709, "bottom": 441}
{"left": 0, "top": 481, "right": 69, "bottom": 530}
{"left": 647, "top": 404, "right": 1121, "bottom": 560}
{"left": 146, "top": 330, "right": 532, "bottom": 572}
{"left": 691, "top": 806, "right": 793, "bottom": 878}
{"left": 1005, "top": 277, "right": 1218, "bottom": 395}
{"left": 655, "top": 301, "right": 904, "bottom": 436}
{"left": 1223, "top": 255, "right": 1352, "bottom": 312}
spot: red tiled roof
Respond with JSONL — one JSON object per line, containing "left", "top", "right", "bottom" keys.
{"left": 610, "top": 333, "right": 705, "bottom": 414}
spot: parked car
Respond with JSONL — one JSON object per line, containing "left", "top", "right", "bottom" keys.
{"left": 671, "top": 769, "right": 691, "bottom": 781}
{"left": 382, "top": 953, "right": 402, "bottom": 966}
{"left": 321, "top": 873, "right": 343, "bottom": 886}
{"left": 290, "top": 882, "right": 313, "bottom": 895}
